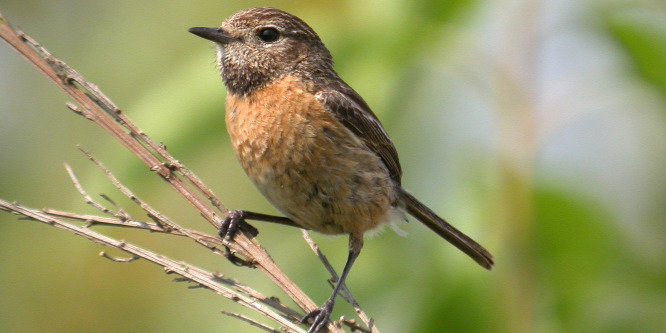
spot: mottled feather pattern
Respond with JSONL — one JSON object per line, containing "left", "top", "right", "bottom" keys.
{"left": 316, "top": 86, "right": 403, "bottom": 183}
{"left": 226, "top": 75, "right": 400, "bottom": 235}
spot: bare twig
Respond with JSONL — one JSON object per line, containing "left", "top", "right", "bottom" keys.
{"left": 39, "top": 205, "right": 302, "bottom": 323}
{"left": 213, "top": 273, "right": 304, "bottom": 321}
{"left": 42, "top": 208, "right": 221, "bottom": 246}
{"left": 74, "top": 147, "right": 188, "bottom": 234}
{"left": 221, "top": 311, "right": 281, "bottom": 333}
{"left": 340, "top": 317, "right": 372, "bottom": 333}
{"left": 64, "top": 163, "right": 123, "bottom": 219}
{"left": 0, "top": 199, "right": 305, "bottom": 333}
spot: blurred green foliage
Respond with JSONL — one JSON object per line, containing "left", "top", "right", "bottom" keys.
{"left": 1, "top": 1, "right": 665, "bottom": 332}
{"left": 606, "top": 8, "right": 666, "bottom": 98}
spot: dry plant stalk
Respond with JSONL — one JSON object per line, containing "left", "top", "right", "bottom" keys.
{"left": 0, "top": 12, "right": 379, "bottom": 333}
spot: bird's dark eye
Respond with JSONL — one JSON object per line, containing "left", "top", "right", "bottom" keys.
{"left": 258, "top": 28, "right": 280, "bottom": 43}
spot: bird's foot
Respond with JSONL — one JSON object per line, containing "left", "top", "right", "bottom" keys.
{"left": 219, "top": 210, "right": 258, "bottom": 267}
{"left": 301, "top": 299, "right": 334, "bottom": 333}
{"left": 218, "top": 210, "right": 259, "bottom": 240}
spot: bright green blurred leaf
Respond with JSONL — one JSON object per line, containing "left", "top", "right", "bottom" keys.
{"left": 605, "top": 9, "right": 666, "bottom": 98}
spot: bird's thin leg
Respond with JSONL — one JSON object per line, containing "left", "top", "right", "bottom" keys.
{"left": 219, "top": 210, "right": 300, "bottom": 266}
{"left": 219, "top": 210, "right": 300, "bottom": 240}
{"left": 302, "top": 233, "right": 364, "bottom": 333}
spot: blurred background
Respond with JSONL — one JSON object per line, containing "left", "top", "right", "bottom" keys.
{"left": 1, "top": 0, "right": 665, "bottom": 332}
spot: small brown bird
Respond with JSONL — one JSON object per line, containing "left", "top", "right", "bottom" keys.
{"left": 189, "top": 7, "right": 493, "bottom": 332}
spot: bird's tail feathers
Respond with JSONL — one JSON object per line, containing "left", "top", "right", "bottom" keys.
{"left": 399, "top": 188, "right": 494, "bottom": 269}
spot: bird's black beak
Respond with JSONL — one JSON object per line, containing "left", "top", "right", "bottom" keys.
{"left": 188, "top": 27, "right": 236, "bottom": 44}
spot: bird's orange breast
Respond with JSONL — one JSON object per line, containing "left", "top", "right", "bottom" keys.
{"left": 225, "top": 75, "right": 397, "bottom": 235}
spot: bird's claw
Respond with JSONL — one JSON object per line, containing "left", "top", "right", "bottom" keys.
{"left": 219, "top": 210, "right": 244, "bottom": 240}
{"left": 302, "top": 300, "right": 334, "bottom": 333}
{"left": 218, "top": 210, "right": 258, "bottom": 240}
{"left": 219, "top": 210, "right": 259, "bottom": 267}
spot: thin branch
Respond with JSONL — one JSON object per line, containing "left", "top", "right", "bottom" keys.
{"left": 340, "top": 318, "right": 372, "bottom": 333}
{"left": 64, "top": 163, "right": 123, "bottom": 219}
{"left": 43, "top": 208, "right": 217, "bottom": 242}
{"left": 0, "top": 199, "right": 305, "bottom": 333}
{"left": 213, "top": 273, "right": 304, "bottom": 321}
{"left": 221, "top": 311, "right": 281, "bottom": 333}
{"left": 40, "top": 206, "right": 302, "bottom": 323}
{"left": 74, "top": 147, "right": 186, "bottom": 234}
